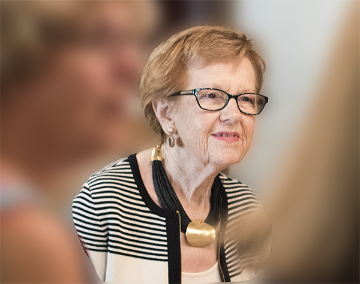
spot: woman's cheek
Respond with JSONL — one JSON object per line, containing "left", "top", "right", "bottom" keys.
{"left": 242, "top": 118, "right": 255, "bottom": 151}
{"left": 246, "top": 119, "right": 255, "bottom": 141}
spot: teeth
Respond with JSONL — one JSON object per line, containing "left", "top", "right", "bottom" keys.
{"left": 218, "top": 134, "right": 235, "bottom": 137}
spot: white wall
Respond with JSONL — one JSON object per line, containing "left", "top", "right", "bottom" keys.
{"left": 230, "top": 0, "right": 350, "bottom": 193}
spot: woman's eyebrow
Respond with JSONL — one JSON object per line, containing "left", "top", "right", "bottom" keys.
{"left": 194, "top": 83, "right": 219, "bottom": 89}
{"left": 238, "top": 88, "right": 256, "bottom": 93}
{"left": 204, "top": 83, "right": 227, "bottom": 90}
{"left": 199, "top": 82, "right": 256, "bottom": 94}
{"left": 220, "top": 87, "right": 257, "bottom": 94}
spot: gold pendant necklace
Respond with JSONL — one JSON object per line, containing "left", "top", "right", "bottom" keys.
{"left": 151, "top": 145, "right": 221, "bottom": 248}
{"left": 185, "top": 220, "right": 216, "bottom": 247}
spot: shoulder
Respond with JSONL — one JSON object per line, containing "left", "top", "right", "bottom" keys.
{"left": 218, "top": 172, "right": 258, "bottom": 197}
{"left": 73, "top": 156, "right": 136, "bottom": 208}
{"left": 74, "top": 155, "right": 144, "bottom": 213}
{"left": 85, "top": 156, "right": 134, "bottom": 189}
{"left": 218, "top": 172, "right": 264, "bottom": 215}
{"left": 88, "top": 157, "right": 131, "bottom": 180}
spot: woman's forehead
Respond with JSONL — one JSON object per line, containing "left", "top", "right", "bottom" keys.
{"left": 186, "top": 58, "right": 256, "bottom": 92}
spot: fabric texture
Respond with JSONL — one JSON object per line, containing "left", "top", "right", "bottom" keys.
{"left": 181, "top": 261, "right": 221, "bottom": 284}
{"left": 72, "top": 154, "right": 270, "bottom": 283}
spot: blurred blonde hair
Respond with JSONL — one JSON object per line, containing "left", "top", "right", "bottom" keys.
{"left": 1, "top": 0, "right": 159, "bottom": 89}
{"left": 139, "top": 25, "right": 266, "bottom": 144}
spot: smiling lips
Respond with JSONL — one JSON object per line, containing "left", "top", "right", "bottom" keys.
{"left": 212, "top": 132, "right": 240, "bottom": 143}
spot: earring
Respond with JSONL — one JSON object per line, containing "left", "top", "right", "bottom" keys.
{"left": 168, "top": 137, "right": 175, "bottom": 147}
{"left": 168, "top": 127, "right": 175, "bottom": 147}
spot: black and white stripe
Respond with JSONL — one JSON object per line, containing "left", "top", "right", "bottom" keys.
{"left": 219, "top": 173, "right": 263, "bottom": 279}
{"left": 72, "top": 158, "right": 169, "bottom": 262}
{"left": 72, "top": 157, "right": 266, "bottom": 281}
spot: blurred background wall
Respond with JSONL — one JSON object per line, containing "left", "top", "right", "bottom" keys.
{"left": 229, "top": 0, "right": 353, "bottom": 191}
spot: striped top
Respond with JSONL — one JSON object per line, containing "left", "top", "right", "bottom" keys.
{"left": 72, "top": 154, "right": 270, "bottom": 283}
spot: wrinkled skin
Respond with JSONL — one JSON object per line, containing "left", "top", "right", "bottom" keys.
{"left": 171, "top": 57, "right": 256, "bottom": 171}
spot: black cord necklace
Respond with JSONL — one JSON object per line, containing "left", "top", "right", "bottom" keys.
{"left": 151, "top": 145, "right": 222, "bottom": 247}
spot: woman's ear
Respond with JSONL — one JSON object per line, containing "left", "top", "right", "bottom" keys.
{"left": 152, "top": 98, "right": 174, "bottom": 132}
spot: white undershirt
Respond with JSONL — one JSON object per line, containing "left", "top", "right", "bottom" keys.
{"left": 181, "top": 261, "right": 222, "bottom": 284}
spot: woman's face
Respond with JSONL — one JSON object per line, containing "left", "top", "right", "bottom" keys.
{"left": 173, "top": 57, "right": 256, "bottom": 169}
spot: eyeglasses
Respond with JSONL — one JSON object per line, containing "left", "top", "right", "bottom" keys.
{"left": 170, "top": 88, "right": 268, "bottom": 115}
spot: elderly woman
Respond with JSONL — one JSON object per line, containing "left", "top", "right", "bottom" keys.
{"left": 73, "top": 26, "right": 271, "bottom": 283}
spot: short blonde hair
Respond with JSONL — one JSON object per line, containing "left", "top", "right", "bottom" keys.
{"left": 139, "top": 25, "right": 266, "bottom": 143}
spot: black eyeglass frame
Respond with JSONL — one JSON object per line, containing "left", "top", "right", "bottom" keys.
{"left": 170, "top": 88, "right": 268, "bottom": 115}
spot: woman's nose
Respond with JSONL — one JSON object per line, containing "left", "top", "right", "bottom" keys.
{"left": 219, "top": 97, "right": 242, "bottom": 123}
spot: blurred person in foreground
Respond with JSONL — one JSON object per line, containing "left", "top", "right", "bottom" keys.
{"left": 73, "top": 26, "right": 272, "bottom": 283}
{"left": 264, "top": 1, "right": 360, "bottom": 284}
{"left": 0, "top": 1, "right": 157, "bottom": 282}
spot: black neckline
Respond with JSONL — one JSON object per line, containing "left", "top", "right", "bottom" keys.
{"left": 128, "top": 153, "right": 177, "bottom": 218}
{"left": 127, "top": 153, "right": 228, "bottom": 224}
{"left": 128, "top": 152, "right": 230, "bottom": 281}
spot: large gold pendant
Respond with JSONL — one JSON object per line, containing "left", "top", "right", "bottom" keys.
{"left": 185, "top": 220, "right": 216, "bottom": 247}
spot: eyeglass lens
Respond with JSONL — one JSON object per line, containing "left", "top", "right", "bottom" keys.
{"left": 196, "top": 89, "right": 265, "bottom": 114}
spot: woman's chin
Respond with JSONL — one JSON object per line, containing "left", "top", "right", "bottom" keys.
{"left": 211, "top": 152, "right": 243, "bottom": 169}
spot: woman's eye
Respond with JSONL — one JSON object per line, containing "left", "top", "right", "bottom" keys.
{"left": 206, "top": 93, "right": 217, "bottom": 99}
{"left": 241, "top": 96, "right": 254, "bottom": 103}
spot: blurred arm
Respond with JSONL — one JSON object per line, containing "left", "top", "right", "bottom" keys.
{"left": 1, "top": 206, "right": 87, "bottom": 283}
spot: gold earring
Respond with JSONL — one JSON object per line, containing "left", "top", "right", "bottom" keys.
{"left": 168, "top": 127, "right": 175, "bottom": 147}
{"left": 151, "top": 144, "right": 162, "bottom": 161}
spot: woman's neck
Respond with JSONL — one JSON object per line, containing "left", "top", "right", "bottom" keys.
{"left": 161, "top": 143, "right": 221, "bottom": 214}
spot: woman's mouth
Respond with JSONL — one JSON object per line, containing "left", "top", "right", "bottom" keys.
{"left": 211, "top": 132, "right": 240, "bottom": 143}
